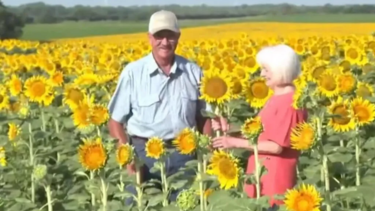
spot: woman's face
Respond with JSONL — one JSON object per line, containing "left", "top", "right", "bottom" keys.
{"left": 260, "top": 63, "right": 278, "bottom": 88}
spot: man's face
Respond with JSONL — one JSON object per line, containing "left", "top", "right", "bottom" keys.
{"left": 148, "top": 30, "right": 180, "bottom": 59}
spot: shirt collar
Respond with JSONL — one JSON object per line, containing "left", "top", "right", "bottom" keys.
{"left": 147, "top": 52, "right": 178, "bottom": 75}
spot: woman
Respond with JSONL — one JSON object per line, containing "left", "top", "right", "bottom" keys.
{"left": 211, "top": 44, "right": 308, "bottom": 207}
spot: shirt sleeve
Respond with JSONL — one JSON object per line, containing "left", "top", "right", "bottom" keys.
{"left": 107, "top": 67, "right": 132, "bottom": 123}
{"left": 262, "top": 106, "right": 307, "bottom": 148}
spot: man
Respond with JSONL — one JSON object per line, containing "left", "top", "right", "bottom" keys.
{"left": 107, "top": 10, "right": 212, "bottom": 205}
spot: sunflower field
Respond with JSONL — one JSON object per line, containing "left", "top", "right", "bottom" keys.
{"left": 1, "top": 22, "right": 375, "bottom": 211}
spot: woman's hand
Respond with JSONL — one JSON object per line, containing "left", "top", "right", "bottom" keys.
{"left": 212, "top": 136, "right": 240, "bottom": 149}
{"left": 211, "top": 116, "right": 229, "bottom": 132}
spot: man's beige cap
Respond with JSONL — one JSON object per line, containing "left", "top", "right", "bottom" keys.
{"left": 148, "top": 10, "right": 180, "bottom": 34}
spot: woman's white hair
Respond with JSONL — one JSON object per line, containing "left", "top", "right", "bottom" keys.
{"left": 256, "top": 44, "right": 301, "bottom": 84}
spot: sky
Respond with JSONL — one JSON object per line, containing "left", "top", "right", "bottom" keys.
{"left": 2, "top": 0, "right": 375, "bottom": 7}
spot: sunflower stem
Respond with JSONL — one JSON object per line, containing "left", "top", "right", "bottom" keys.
{"left": 317, "top": 118, "right": 331, "bottom": 211}
{"left": 28, "top": 122, "right": 35, "bottom": 203}
{"left": 253, "top": 144, "right": 260, "bottom": 200}
{"left": 44, "top": 185, "right": 53, "bottom": 211}
{"left": 214, "top": 106, "right": 222, "bottom": 137}
{"left": 160, "top": 162, "right": 169, "bottom": 207}
{"left": 197, "top": 153, "right": 207, "bottom": 211}
{"left": 40, "top": 109, "right": 46, "bottom": 132}
{"left": 90, "top": 171, "right": 96, "bottom": 207}
{"left": 100, "top": 175, "right": 107, "bottom": 211}
{"left": 135, "top": 164, "right": 143, "bottom": 210}
{"left": 355, "top": 127, "right": 361, "bottom": 186}
{"left": 54, "top": 118, "right": 61, "bottom": 163}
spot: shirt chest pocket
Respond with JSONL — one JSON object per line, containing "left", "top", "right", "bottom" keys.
{"left": 137, "top": 94, "right": 161, "bottom": 124}
{"left": 179, "top": 88, "right": 199, "bottom": 125}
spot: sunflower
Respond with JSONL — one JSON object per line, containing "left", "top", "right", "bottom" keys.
{"left": 230, "top": 75, "right": 246, "bottom": 99}
{"left": 63, "top": 84, "right": 86, "bottom": 110}
{"left": 72, "top": 101, "right": 92, "bottom": 130}
{"left": 350, "top": 97, "right": 375, "bottom": 126}
{"left": 49, "top": 71, "right": 64, "bottom": 87}
{"left": 317, "top": 72, "right": 339, "bottom": 98}
{"left": 200, "top": 69, "right": 233, "bottom": 104}
{"left": 243, "top": 77, "right": 272, "bottom": 108}
{"left": 74, "top": 73, "right": 99, "bottom": 86}
{"left": 284, "top": 184, "right": 322, "bottom": 211}
{"left": 116, "top": 143, "right": 134, "bottom": 166}
{"left": 8, "top": 123, "right": 21, "bottom": 142}
{"left": 356, "top": 81, "right": 374, "bottom": 98}
{"left": 90, "top": 104, "right": 109, "bottom": 126}
{"left": 290, "top": 122, "right": 315, "bottom": 151}
{"left": 145, "top": 137, "right": 165, "bottom": 159}
{"left": 24, "top": 76, "right": 53, "bottom": 105}
{"left": 78, "top": 137, "right": 107, "bottom": 171}
{"left": 173, "top": 128, "right": 197, "bottom": 155}
{"left": 327, "top": 97, "right": 356, "bottom": 132}
{"left": 207, "top": 150, "right": 240, "bottom": 190}
{"left": 0, "top": 147, "right": 6, "bottom": 167}
{"left": 338, "top": 72, "right": 356, "bottom": 94}
{"left": 241, "top": 116, "right": 262, "bottom": 139}
{"left": 0, "top": 88, "right": 9, "bottom": 111}
{"left": 7, "top": 74, "right": 22, "bottom": 96}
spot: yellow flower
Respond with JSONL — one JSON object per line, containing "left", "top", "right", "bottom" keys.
{"left": 356, "top": 81, "right": 373, "bottom": 98}
{"left": 63, "top": 85, "right": 86, "bottom": 110}
{"left": 116, "top": 143, "right": 134, "bottom": 166}
{"left": 207, "top": 150, "right": 240, "bottom": 190}
{"left": 78, "top": 137, "right": 107, "bottom": 171}
{"left": 241, "top": 116, "right": 262, "bottom": 138}
{"left": 327, "top": 97, "right": 355, "bottom": 132}
{"left": 0, "top": 147, "right": 7, "bottom": 167}
{"left": 243, "top": 77, "right": 272, "bottom": 108}
{"left": 338, "top": 72, "right": 356, "bottom": 94}
{"left": 0, "top": 88, "right": 9, "bottom": 111}
{"left": 90, "top": 104, "right": 109, "bottom": 126}
{"left": 7, "top": 74, "right": 22, "bottom": 96}
{"left": 24, "top": 75, "right": 53, "bottom": 106}
{"left": 200, "top": 69, "right": 233, "bottom": 104}
{"left": 350, "top": 97, "right": 375, "bottom": 126}
{"left": 8, "top": 123, "right": 21, "bottom": 142}
{"left": 145, "top": 137, "right": 165, "bottom": 159}
{"left": 173, "top": 128, "right": 197, "bottom": 155}
{"left": 230, "top": 75, "right": 246, "bottom": 99}
{"left": 74, "top": 73, "right": 99, "bottom": 86}
{"left": 284, "top": 184, "right": 322, "bottom": 211}
{"left": 317, "top": 71, "right": 339, "bottom": 98}
{"left": 49, "top": 71, "right": 64, "bottom": 87}
{"left": 290, "top": 122, "right": 315, "bottom": 151}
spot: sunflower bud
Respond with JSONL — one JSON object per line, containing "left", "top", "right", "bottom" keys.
{"left": 197, "top": 133, "right": 211, "bottom": 149}
{"left": 79, "top": 124, "right": 96, "bottom": 135}
{"left": 33, "top": 164, "right": 47, "bottom": 181}
{"left": 176, "top": 189, "right": 199, "bottom": 211}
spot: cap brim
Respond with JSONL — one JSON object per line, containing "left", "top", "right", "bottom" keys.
{"left": 150, "top": 26, "right": 180, "bottom": 34}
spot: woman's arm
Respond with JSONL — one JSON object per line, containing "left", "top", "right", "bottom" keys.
{"left": 231, "top": 137, "right": 283, "bottom": 154}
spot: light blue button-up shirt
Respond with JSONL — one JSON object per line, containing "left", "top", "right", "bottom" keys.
{"left": 107, "top": 53, "right": 211, "bottom": 140}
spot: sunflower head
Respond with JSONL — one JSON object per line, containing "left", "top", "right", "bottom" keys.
{"left": 173, "top": 128, "right": 197, "bottom": 155}
{"left": 327, "top": 97, "right": 356, "bottom": 132}
{"left": 241, "top": 116, "right": 263, "bottom": 139}
{"left": 317, "top": 71, "right": 339, "bottom": 98}
{"left": 206, "top": 150, "right": 240, "bottom": 190}
{"left": 8, "top": 123, "right": 21, "bottom": 142}
{"left": 350, "top": 97, "right": 375, "bottom": 126}
{"left": 243, "top": 77, "right": 272, "bottom": 109}
{"left": 200, "top": 69, "right": 233, "bottom": 105}
{"left": 290, "top": 121, "right": 316, "bottom": 151}
{"left": 78, "top": 137, "right": 107, "bottom": 171}
{"left": 116, "top": 143, "right": 134, "bottom": 166}
{"left": 284, "top": 184, "right": 323, "bottom": 211}
{"left": 24, "top": 75, "right": 53, "bottom": 104}
{"left": 145, "top": 137, "right": 165, "bottom": 160}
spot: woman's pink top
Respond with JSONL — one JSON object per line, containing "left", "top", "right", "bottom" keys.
{"left": 244, "top": 91, "right": 308, "bottom": 206}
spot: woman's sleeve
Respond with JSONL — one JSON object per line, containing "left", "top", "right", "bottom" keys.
{"left": 262, "top": 106, "right": 307, "bottom": 148}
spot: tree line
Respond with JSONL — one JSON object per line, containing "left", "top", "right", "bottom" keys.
{"left": 6, "top": 2, "right": 375, "bottom": 24}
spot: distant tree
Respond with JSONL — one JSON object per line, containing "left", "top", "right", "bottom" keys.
{"left": 0, "top": 1, "right": 25, "bottom": 40}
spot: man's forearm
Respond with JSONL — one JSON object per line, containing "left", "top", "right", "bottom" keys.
{"left": 108, "top": 119, "right": 128, "bottom": 145}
